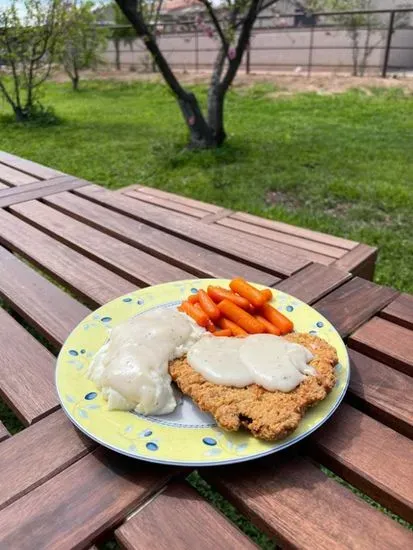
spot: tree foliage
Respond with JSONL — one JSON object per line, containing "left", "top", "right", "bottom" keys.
{"left": 0, "top": 0, "right": 63, "bottom": 121}
{"left": 59, "top": 1, "right": 108, "bottom": 90}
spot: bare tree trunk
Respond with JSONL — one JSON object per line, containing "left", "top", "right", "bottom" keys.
{"left": 207, "top": 49, "right": 226, "bottom": 145}
{"left": 178, "top": 92, "right": 215, "bottom": 148}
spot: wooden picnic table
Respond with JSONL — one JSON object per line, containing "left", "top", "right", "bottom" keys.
{"left": 0, "top": 152, "right": 412, "bottom": 549}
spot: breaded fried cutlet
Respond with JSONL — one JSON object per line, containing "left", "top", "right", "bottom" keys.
{"left": 169, "top": 333, "right": 338, "bottom": 441}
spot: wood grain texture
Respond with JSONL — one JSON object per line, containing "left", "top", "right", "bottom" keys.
{"left": 314, "top": 277, "right": 399, "bottom": 338}
{"left": 380, "top": 293, "right": 413, "bottom": 330}
{"left": 123, "top": 190, "right": 214, "bottom": 218}
{"left": 0, "top": 246, "right": 90, "bottom": 348}
{"left": 230, "top": 211, "right": 358, "bottom": 250}
{"left": 0, "top": 410, "right": 95, "bottom": 512}
{"left": 333, "top": 243, "right": 378, "bottom": 279}
{"left": 349, "top": 317, "right": 413, "bottom": 376}
{"left": 0, "top": 447, "right": 174, "bottom": 550}
{"left": 347, "top": 348, "right": 413, "bottom": 439}
{"left": 0, "top": 163, "right": 38, "bottom": 186}
{"left": 274, "top": 263, "right": 351, "bottom": 304}
{"left": 0, "top": 151, "right": 64, "bottom": 179}
{"left": 310, "top": 403, "right": 413, "bottom": 523}
{"left": 123, "top": 185, "right": 220, "bottom": 214}
{"left": 0, "top": 422, "right": 10, "bottom": 443}
{"left": 11, "top": 200, "right": 193, "bottom": 286}
{"left": 0, "top": 176, "right": 88, "bottom": 208}
{"left": 0, "top": 309, "right": 58, "bottom": 425}
{"left": 115, "top": 482, "right": 257, "bottom": 550}
{"left": 75, "top": 185, "right": 310, "bottom": 277}
{"left": 208, "top": 456, "right": 413, "bottom": 550}
{"left": 217, "top": 216, "right": 345, "bottom": 260}
{"left": 0, "top": 209, "right": 136, "bottom": 307}
{"left": 201, "top": 208, "right": 233, "bottom": 224}
{"left": 43, "top": 191, "right": 279, "bottom": 286}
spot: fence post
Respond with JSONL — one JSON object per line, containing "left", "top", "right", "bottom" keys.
{"left": 382, "top": 10, "right": 395, "bottom": 78}
{"left": 195, "top": 26, "right": 199, "bottom": 73}
{"left": 246, "top": 42, "right": 251, "bottom": 74}
{"left": 307, "top": 24, "right": 315, "bottom": 77}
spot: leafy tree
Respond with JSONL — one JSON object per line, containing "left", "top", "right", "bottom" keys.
{"left": 0, "top": 0, "right": 63, "bottom": 121}
{"left": 115, "top": 0, "right": 281, "bottom": 149}
{"left": 59, "top": 1, "right": 108, "bottom": 90}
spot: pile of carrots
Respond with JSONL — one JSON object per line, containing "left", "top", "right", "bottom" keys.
{"left": 178, "top": 277, "right": 293, "bottom": 337}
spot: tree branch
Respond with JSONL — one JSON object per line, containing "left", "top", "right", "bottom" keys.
{"left": 199, "top": 0, "right": 229, "bottom": 53}
{"left": 115, "top": 0, "right": 188, "bottom": 99}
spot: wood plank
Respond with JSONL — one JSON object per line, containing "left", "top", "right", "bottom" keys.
{"left": 314, "top": 277, "right": 399, "bottom": 338}
{"left": 123, "top": 190, "right": 214, "bottom": 218}
{"left": 43, "top": 191, "right": 280, "bottom": 286}
{"left": 310, "top": 403, "right": 413, "bottom": 523}
{"left": 75, "top": 185, "right": 311, "bottom": 277}
{"left": 0, "top": 176, "right": 88, "bottom": 208}
{"left": 0, "top": 209, "right": 136, "bottom": 307}
{"left": 11, "top": 201, "right": 194, "bottom": 287}
{"left": 115, "top": 482, "right": 257, "bottom": 550}
{"left": 333, "top": 243, "right": 378, "bottom": 279}
{"left": 0, "top": 447, "right": 173, "bottom": 550}
{"left": 0, "top": 410, "right": 95, "bottom": 511}
{"left": 231, "top": 211, "right": 358, "bottom": 250}
{"left": 201, "top": 208, "right": 233, "bottom": 224}
{"left": 0, "top": 163, "right": 38, "bottom": 186}
{"left": 0, "top": 151, "right": 64, "bottom": 180}
{"left": 348, "top": 349, "right": 413, "bottom": 439}
{"left": 0, "top": 182, "right": 9, "bottom": 190}
{"left": 0, "top": 246, "right": 90, "bottom": 348}
{"left": 381, "top": 293, "right": 413, "bottom": 331}
{"left": 217, "top": 216, "right": 346, "bottom": 259}
{"left": 208, "top": 456, "right": 413, "bottom": 550}
{"left": 349, "top": 317, "right": 413, "bottom": 377}
{"left": 0, "top": 309, "right": 58, "bottom": 425}
{"left": 274, "top": 264, "right": 351, "bottom": 304}
{"left": 124, "top": 185, "right": 220, "bottom": 213}
{"left": 0, "top": 422, "right": 10, "bottom": 443}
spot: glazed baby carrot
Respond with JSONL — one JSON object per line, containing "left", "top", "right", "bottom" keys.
{"left": 259, "top": 303, "right": 294, "bottom": 335}
{"left": 206, "top": 319, "right": 216, "bottom": 333}
{"left": 179, "top": 301, "right": 209, "bottom": 327}
{"left": 254, "top": 314, "right": 281, "bottom": 336}
{"left": 207, "top": 286, "right": 250, "bottom": 309}
{"left": 261, "top": 288, "right": 273, "bottom": 302}
{"left": 188, "top": 293, "right": 199, "bottom": 304}
{"left": 198, "top": 289, "right": 221, "bottom": 321}
{"left": 214, "top": 329, "right": 232, "bottom": 337}
{"left": 218, "top": 299, "right": 266, "bottom": 334}
{"left": 229, "top": 278, "right": 266, "bottom": 308}
{"left": 219, "top": 317, "right": 248, "bottom": 337}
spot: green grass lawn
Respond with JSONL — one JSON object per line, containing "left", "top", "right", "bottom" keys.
{"left": 1, "top": 80, "right": 413, "bottom": 293}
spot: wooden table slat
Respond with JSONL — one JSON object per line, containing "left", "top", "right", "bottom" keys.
{"left": 43, "top": 191, "right": 280, "bottom": 286}
{"left": 349, "top": 316, "right": 413, "bottom": 377}
{"left": 0, "top": 422, "right": 10, "bottom": 443}
{"left": 208, "top": 455, "right": 413, "bottom": 550}
{"left": 333, "top": 243, "right": 378, "bottom": 279}
{"left": 314, "top": 277, "right": 399, "bottom": 338}
{"left": 380, "top": 293, "right": 413, "bottom": 330}
{"left": 115, "top": 482, "right": 258, "bottom": 550}
{"left": 0, "top": 410, "right": 95, "bottom": 512}
{"left": 11, "top": 200, "right": 194, "bottom": 287}
{"left": 0, "top": 163, "right": 38, "bottom": 186}
{"left": 230, "top": 210, "right": 359, "bottom": 250}
{"left": 0, "top": 309, "right": 58, "bottom": 425}
{"left": 0, "top": 151, "right": 64, "bottom": 180}
{"left": 75, "top": 185, "right": 311, "bottom": 277}
{"left": 274, "top": 263, "right": 351, "bottom": 304}
{"left": 0, "top": 209, "right": 136, "bottom": 307}
{"left": 0, "top": 447, "right": 174, "bottom": 550}
{"left": 348, "top": 348, "right": 413, "bottom": 439}
{"left": 0, "top": 245, "right": 90, "bottom": 348}
{"left": 217, "top": 216, "right": 345, "bottom": 259}
{"left": 0, "top": 182, "right": 9, "bottom": 190}
{"left": 310, "top": 403, "right": 413, "bottom": 523}
{"left": 123, "top": 190, "right": 214, "bottom": 219}
{"left": 0, "top": 176, "right": 89, "bottom": 208}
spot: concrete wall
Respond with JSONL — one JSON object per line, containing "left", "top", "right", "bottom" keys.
{"left": 104, "top": 25, "right": 413, "bottom": 74}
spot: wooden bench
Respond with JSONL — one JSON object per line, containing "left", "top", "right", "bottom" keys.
{"left": 120, "top": 184, "right": 377, "bottom": 280}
